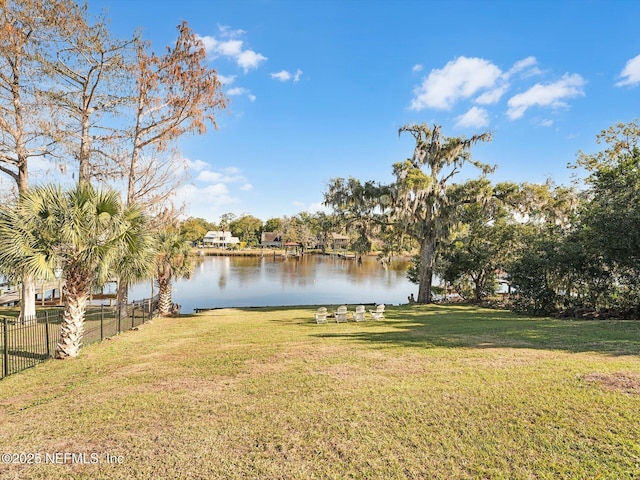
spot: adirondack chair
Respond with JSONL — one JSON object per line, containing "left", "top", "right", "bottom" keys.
{"left": 354, "top": 305, "right": 366, "bottom": 322}
{"left": 315, "top": 307, "right": 328, "bottom": 324}
{"left": 335, "top": 305, "right": 349, "bottom": 323}
{"left": 369, "top": 304, "right": 385, "bottom": 320}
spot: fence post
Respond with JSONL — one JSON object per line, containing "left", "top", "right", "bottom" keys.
{"left": 117, "top": 303, "right": 121, "bottom": 335}
{"left": 3, "top": 317, "right": 8, "bottom": 378}
{"left": 100, "top": 304, "right": 104, "bottom": 340}
{"left": 44, "top": 312, "right": 51, "bottom": 358}
{"left": 131, "top": 306, "right": 135, "bottom": 329}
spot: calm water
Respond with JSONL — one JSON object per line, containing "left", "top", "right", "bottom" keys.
{"left": 129, "top": 254, "right": 414, "bottom": 313}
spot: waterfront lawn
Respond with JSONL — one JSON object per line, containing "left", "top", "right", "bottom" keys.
{"left": 1, "top": 304, "right": 640, "bottom": 479}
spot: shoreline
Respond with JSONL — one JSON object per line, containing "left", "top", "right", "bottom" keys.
{"left": 192, "top": 248, "right": 412, "bottom": 261}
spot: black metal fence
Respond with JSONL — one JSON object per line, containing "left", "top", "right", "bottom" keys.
{"left": 0, "top": 296, "right": 158, "bottom": 380}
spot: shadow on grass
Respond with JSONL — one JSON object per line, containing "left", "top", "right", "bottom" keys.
{"left": 7, "top": 350, "right": 48, "bottom": 360}
{"left": 308, "top": 304, "right": 640, "bottom": 356}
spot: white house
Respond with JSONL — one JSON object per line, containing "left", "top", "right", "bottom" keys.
{"left": 203, "top": 231, "right": 240, "bottom": 248}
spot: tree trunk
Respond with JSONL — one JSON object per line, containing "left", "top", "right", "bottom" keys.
{"left": 20, "top": 276, "right": 36, "bottom": 322}
{"left": 116, "top": 279, "right": 129, "bottom": 320}
{"left": 55, "top": 269, "right": 90, "bottom": 359}
{"left": 474, "top": 271, "right": 485, "bottom": 303}
{"left": 17, "top": 141, "right": 37, "bottom": 321}
{"left": 78, "top": 110, "right": 92, "bottom": 184}
{"left": 127, "top": 137, "right": 141, "bottom": 205}
{"left": 417, "top": 235, "right": 436, "bottom": 303}
{"left": 157, "top": 277, "right": 172, "bottom": 316}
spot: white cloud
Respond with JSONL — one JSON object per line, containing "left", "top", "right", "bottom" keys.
{"left": 271, "top": 69, "right": 303, "bottom": 82}
{"left": 475, "top": 84, "right": 509, "bottom": 105}
{"left": 196, "top": 165, "right": 249, "bottom": 186}
{"left": 539, "top": 119, "right": 554, "bottom": 127}
{"left": 217, "top": 25, "right": 245, "bottom": 38}
{"left": 616, "top": 54, "right": 640, "bottom": 87}
{"left": 227, "top": 87, "right": 256, "bottom": 102}
{"left": 505, "top": 56, "right": 543, "bottom": 80}
{"left": 197, "top": 26, "right": 267, "bottom": 73}
{"left": 409, "top": 55, "right": 544, "bottom": 112}
{"left": 237, "top": 50, "right": 267, "bottom": 73}
{"left": 508, "top": 56, "right": 537, "bottom": 75}
{"left": 175, "top": 183, "right": 239, "bottom": 218}
{"left": 217, "top": 74, "right": 236, "bottom": 85}
{"left": 271, "top": 70, "right": 291, "bottom": 81}
{"left": 196, "top": 171, "right": 224, "bottom": 183}
{"left": 455, "top": 106, "right": 490, "bottom": 128}
{"left": 507, "top": 73, "right": 586, "bottom": 120}
{"left": 177, "top": 165, "right": 253, "bottom": 218}
{"left": 410, "top": 56, "right": 502, "bottom": 110}
{"left": 475, "top": 56, "right": 538, "bottom": 105}
{"left": 216, "top": 39, "right": 243, "bottom": 57}
{"left": 412, "top": 64, "right": 423, "bottom": 73}
{"left": 410, "top": 55, "right": 581, "bottom": 122}
{"left": 187, "top": 159, "right": 209, "bottom": 172}
{"left": 198, "top": 35, "right": 217, "bottom": 53}
{"left": 197, "top": 166, "right": 247, "bottom": 185}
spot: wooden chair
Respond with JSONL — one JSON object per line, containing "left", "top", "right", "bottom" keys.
{"left": 369, "top": 304, "right": 385, "bottom": 320}
{"left": 335, "top": 305, "right": 349, "bottom": 323}
{"left": 354, "top": 305, "right": 366, "bottom": 322}
{"left": 315, "top": 307, "right": 328, "bottom": 324}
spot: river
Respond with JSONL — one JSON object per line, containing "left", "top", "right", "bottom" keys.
{"left": 128, "top": 254, "right": 415, "bottom": 313}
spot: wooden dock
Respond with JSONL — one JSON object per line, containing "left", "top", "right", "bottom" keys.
{"left": 0, "top": 290, "right": 19, "bottom": 306}
{"left": 0, "top": 281, "right": 64, "bottom": 307}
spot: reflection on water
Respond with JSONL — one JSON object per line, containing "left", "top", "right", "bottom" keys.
{"left": 129, "top": 254, "right": 414, "bottom": 313}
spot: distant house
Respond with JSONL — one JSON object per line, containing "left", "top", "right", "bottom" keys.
{"left": 260, "top": 232, "right": 283, "bottom": 248}
{"left": 313, "top": 233, "right": 350, "bottom": 251}
{"left": 326, "top": 233, "right": 349, "bottom": 250}
{"left": 203, "top": 231, "right": 240, "bottom": 248}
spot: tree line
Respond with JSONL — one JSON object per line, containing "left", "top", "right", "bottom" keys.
{"left": 184, "top": 120, "right": 640, "bottom": 319}
{"left": 324, "top": 121, "right": 640, "bottom": 318}
{"left": 180, "top": 212, "right": 343, "bottom": 252}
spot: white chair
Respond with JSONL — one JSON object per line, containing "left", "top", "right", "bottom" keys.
{"left": 335, "top": 305, "right": 348, "bottom": 323}
{"left": 315, "top": 307, "right": 328, "bottom": 324}
{"left": 369, "top": 304, "right": 385, "bottom": 320}
{"left": 354, "top": 305, "right": 366, "bottom": 322}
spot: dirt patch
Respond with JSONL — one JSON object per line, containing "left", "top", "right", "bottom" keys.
{"left": 583, "top": 372, "right": 640, "bottom": 394}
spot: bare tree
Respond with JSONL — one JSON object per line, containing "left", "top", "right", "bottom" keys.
{"left": 40, "top": 2, "right": 135, "bottom": 185}
{"left": 0, "top": 0, "right": 78, "bottom": 319}
{"left": 124, "top": 21, "right": 227, "bottom": 206}
{"left": 114, "top": 21, "right": 227, "bottom": 311}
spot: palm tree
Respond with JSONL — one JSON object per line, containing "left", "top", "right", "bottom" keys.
{"left": 0, "top": 184, "right": 153, "bottom": 358}
{"left": 154, "top": 231, "right": 194, "bottom": 316}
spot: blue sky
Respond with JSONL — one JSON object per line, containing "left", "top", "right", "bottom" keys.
{"left": 86, "top": 0, "right": 640, "bottom": 222}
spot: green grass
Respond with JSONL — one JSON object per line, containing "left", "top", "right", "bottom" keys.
{"left": 1, "top": 304, "right": 640, "bottom": 479}
{"left": 1, "top": 306, "right": 146, "bottom": 376}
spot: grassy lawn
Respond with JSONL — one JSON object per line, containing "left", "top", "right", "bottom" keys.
{"left": 1, "top": 304, "right": 640, "bottom": 479}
